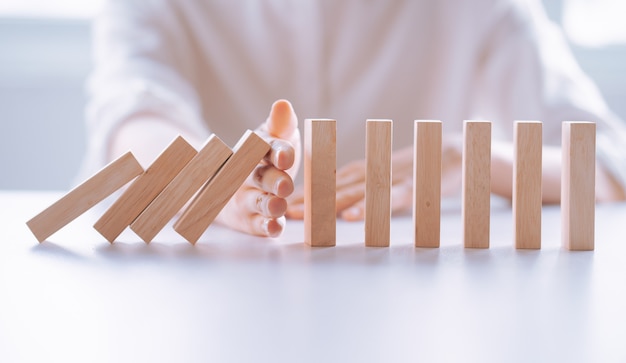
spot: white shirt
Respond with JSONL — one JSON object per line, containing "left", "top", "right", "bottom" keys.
{"left": 81, "top": 0, "right": 626, "bottom": 188}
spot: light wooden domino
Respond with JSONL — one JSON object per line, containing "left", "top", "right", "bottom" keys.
{"left": 462, "top": 120, "right": 491, "bottom": 248}
{"left": 26, "top": 152, "right": 143, "bottom": 242}
{"left": 365, "top": 119, "right": 392, "bottom": 247}
{"left": 130, "top": 135, "right": 232, "bottom": 243}
{"left": 513, "top": 121, "right": 542, "bottom": 249}
{"left": 561, "top": 121, "right": 595, "bottom": 251}
{"left": 93, "top": 136, "right": 197, "bottom": 243}
{"left": 413, "top": 120, "right": 442, "bottom": 248}
{"left": 304, "top": 119, "right": 337, "bottom": 247}
{"left": 174, "top": 130, "right": 271, "bottom": 244}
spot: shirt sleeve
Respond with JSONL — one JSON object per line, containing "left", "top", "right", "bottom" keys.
{"left": 469, "top": 0, "right": 626, "bottom": 190}
{"left": 78, "top": 0, "right": 210, "bottom": 180}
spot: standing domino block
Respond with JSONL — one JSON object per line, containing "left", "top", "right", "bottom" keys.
{"left": 174, "top": 130, "right": 271, "bottom": 244}
{"left": 26, "top": 152, "right": 143, "bottom": 242}
{"left": 462, "top": 120, "right": 491, "bottom": 248}
{"left": 130, "top": 135, "right": 233, "bottom": 243}
{"left": 94, "top": 136, "right": 197, "bottom": 243}
{"left": 413, "top": 120, "right": 442, "bottom": 248}
{"left": 365, "top": 119, "right": 392, "bottom": 247}
{"left": 561, "top": 121, "right": 595, "bottom": 251}
{"left": 304, "top": 119, "right": 336, "bottom": 247}
{"left": 513, "top": 121, "right": 542, "bottom": 249}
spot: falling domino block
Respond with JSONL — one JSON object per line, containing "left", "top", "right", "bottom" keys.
{"left": 365, "top": 119, "right": 392, "bottom": 247}
{"left": 174, "top": 130, "right": 271, "bottom": 244}
{"left": 93, "top": 136, "right": 197, "bottom": 243}
{"left": 414, "top": 120, "right": 442, "bottom": 248}
{"left": 462, "top": 120, "right": 491, "bottom": 248}
{"left": 561, "top": 121, "right": 595, "bottom": 251}
{"left": 26, "top": 152, "right": 143, "bottom": 242}
{"left": 513, "top": 121, "right": 542, "bottom": 249}
{"left": 130, "top": 134, "right": 233, "bottom": 243}
{"left": 304, "top": 119, "right": 336, "bottom": 247}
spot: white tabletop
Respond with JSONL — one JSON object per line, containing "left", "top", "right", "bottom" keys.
{"left": 1, "top": 191, "right": 625, "bottom": 363}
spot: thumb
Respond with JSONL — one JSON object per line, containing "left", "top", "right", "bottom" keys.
{"left": 265, "top": 99, "right": 298, "bottom": 139}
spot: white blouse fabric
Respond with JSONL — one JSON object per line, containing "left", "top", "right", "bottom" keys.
{"left": 80, "top": 0, "right": 626, "bottom": 189}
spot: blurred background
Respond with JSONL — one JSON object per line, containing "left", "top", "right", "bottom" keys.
{"left": 1, "top": 0, "right": 625, "bottom": 190}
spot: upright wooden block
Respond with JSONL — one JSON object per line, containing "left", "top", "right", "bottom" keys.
{"left": 462, "top": 120, "right": 491, "bottom": 248}
{"left": 130, "top": 135, "right": 232, "bottom": 243}
{"left": 413, "top": 120, "right": 442, "bottom": 248}
{"left": 304, "top": 119, "right": 336, "bottom": 247}
{"left": 174, "top": 130, "right": 271, "bottom": 244}
{"left": 561, "top": 121, "right": 595, "bottom": 251}
{"left": 94, "top": 136, "right": 197, "bottom": 243}
{"left": 26, "top": 152, "right": 143, "bottom": 242}
{"left": 513, "top": 121, "right": 542, "bottom": 249}
{"left": 365, "top": 119, "right": 392, "bottom": 247}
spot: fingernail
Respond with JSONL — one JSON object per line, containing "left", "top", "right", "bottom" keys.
{"left": 274, "top": 179, "right": 289, "bottom": 197}
{"left": 263, "top": 219, "right": 282, "bottom": 238}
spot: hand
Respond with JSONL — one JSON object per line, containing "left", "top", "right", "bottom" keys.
{"left": 286, "top": 134, "right": 463, "bottom": 221}
{"left": 215, "top": 99, "right": 301, "bottom": 236}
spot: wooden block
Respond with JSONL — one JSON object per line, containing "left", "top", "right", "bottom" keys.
{"left": 93, "top": 136, "right": 197, "bottom": 243}
{"left": 513, "top": 121, "right": 542, "bottom": 249}
{"left": 130, "top": 135, "right": 232, "bottom": 243}
{"left": 304, "top": 119, "right": 336, "bottom": 247}
{"left": 413, "top": 120, "right": 442, "bottom": 248}
{"left": 174, "top": 130, "right": 271, "bottom": 244}
{"left": 26, "top": 152, "right": 143, "bottom": 242}
{"left": 462, "top": 120, "right": 491, "bottom": 248}
{"left": 365, "top": 119, "right": 392, "bottom": 247}
{"left": 561, "top": 121, "right": 595, "bottom": 251}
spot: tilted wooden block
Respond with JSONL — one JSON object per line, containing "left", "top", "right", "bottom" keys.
{"left": 130, "top": 135, "right": 232, "bottom": 243}
{"left": 365, "top": 119, "right": 392, "bottom": 247}
{"left": 513, "top": 121, "right": 542, "bottom": 249}
{"left": 304, "top": 119, "right": 337, "bottom": 247}
{"left": 26, "top": 152, "right": 143, "bottom": 242}
{"left": 94, "top": 136, "right": 197, "bottom": 243}
{"left": 462, "top": 120, "right": 491, "bottom": 248}
{"left": 561, "top": 121, "right": 595, "bottom": 251}
{"left": 174, "top": 130, "right": 271, "bottom": 244}
{"left": 413, "top": 120, "right": 442, "bottom": 248}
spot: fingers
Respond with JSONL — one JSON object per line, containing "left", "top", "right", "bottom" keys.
{"left": 288, "top": 181, "right": 412, "bottom": 221}
{"left": 265, "top": 99, "right": 298, "bottom": 139}
{"left": 336, "top": 160, "right": 366, "bottom": 189}
{"left": 217, "top": 186, "right": 287, "bottom": 237}
{"left": 341, "top": 181, "right": 412, "bottom": 221}
{"left": 253, "top": 165, "right": 294, "bottom": 198}
{"left": 233, "top": 214, "right": 285, "bottom": 237}
{"left": 265, "top": 139, "right": 295, "bottom": 171}
{"left": 242, "top": 188, "right": 288, "bottom": 219}
{"left": 231, "top": 212, "right": 286, "bottom": 238}
{"left": 336, "top": 183, "right": 365, "bottom": 214}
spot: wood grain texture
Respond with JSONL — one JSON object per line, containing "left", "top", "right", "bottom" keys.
{"left": 130, "top": 135, "right": 232, "bottom": 243}
{"left": 561, "top": 121, "right": 595, "bottom": 251}
{"left": 365, "top": 119, "right": 392, "bottom": 247}
{"left": 26, "top": 152, "right": 143, "bottom": 242}
{"left": 304, "top": 119, "right": 336, "bottom": 247}
{"left": 513, "top": 121, "right": 542, "bottom": 249}
{"left": 94, "top": 136, "right": 197, "bottom": 243}
{"left": 413, "top": 120, "right": 442, "bottom": 248}
{"left": 462, "top": 121, "right": 491, "bottom": 248}
{"left": 174, "top": 130, "right": 271, "bottom": 244}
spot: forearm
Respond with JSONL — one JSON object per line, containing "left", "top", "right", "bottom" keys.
{"left": 109, "top": 113, "right": 204, "bottom": 168}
